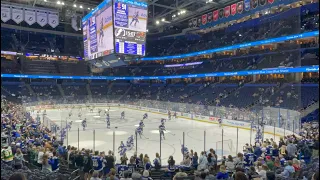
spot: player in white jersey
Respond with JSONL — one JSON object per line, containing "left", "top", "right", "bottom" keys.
{"left": 218, "top": 118, "right": 222, "bottom": 127}
{"left": 82, "top": 118, "right": 87, "bottom": 131}
{"left": 168, "top": 111, "right": 171, "bottom": 120}
{"left": 106, "top": 114, "right": 110, "bottom": 129}
{"left": 161, "top": 118, "right": 166, "bottom": 126}
{"left": 159, "top": 124, "right": 166, "bottom": 140}
{"left": 120, "top": 111, "right": 125, "bottom": 119}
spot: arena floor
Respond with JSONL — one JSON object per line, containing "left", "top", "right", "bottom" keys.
{"left": 35, "top": 106, "right": 280, "bottom": 163}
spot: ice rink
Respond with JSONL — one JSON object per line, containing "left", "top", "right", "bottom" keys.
{"left": 40, "top": 106, "right": 280, "bottom": 163}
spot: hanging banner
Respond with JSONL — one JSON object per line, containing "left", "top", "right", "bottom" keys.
{"left": 268, "top": 0, "right": 274, "bottom": 4}
{"left": 202, "top": 14, "right": 207, "bottom": 25}
{"left": 24, "top": 8, "right": 36, "bottom": 25}
{"left": 231, "top": 3, "right": 237, "bottom": 16}
{"left": 244, "top": 0, "right": 251, "bottom": 11}
{"left": 260, "top": 0, "right": 266, "bottom": 6}
{"left": 1, "top": 5, "right": 11, "bottom": 22}
{"left": 71, "top": 16, "right": 78, "bottom": 31}
{"left": 197, "top": 16, "right": 201, "bottom": 27}
{"left": 36, "top": 10, "right": 47, "bottom": 27}
{"left": 48, "top": 12, "right": 59, "bottom": 28}
{"left": 251, "top": 0, "right": 258, "bottom": 9}
{"left": 207, "top": 12, "right": 212, "bottom": 23}
{"left": 224, "top": 6, "right": 230, "bottom": 18}
{"left": 192, "top": 18, "right": 197, "bottom": 27}
{"left": 237, "top": 1, "right": 244, "bottom": 14}
{"left": 11, "top": 6, "right": 23, "bottom": 24}
{"left": 213, "top": 10, "right": 219, "bottom": 21}
{"left": 219, "top": 8, "right": 224, "bottom": 19}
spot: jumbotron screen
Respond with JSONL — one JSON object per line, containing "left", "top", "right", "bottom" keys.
{"left": 113, "top": 0, "right": 148, "bottom": 56}
{"left": 82, "top": 0, "right": 114, "bottom": 61}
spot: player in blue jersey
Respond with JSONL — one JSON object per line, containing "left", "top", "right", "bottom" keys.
{"left": 126, "top": 135, "right": 134, "bottom": 151}
{"left": 159, "top": 124, "right": 166, "bottom": 140}
{"left": 244, "top": 152, "right": 257, "bottom": 167}
{"left": 130, "top": 11, "right": 139, "bottom": 27}
{"left": 161, "top": 118, "right": 166, "bottom": 125}
{"left": 181, "top": 144, "right": 189, "bottom": 156}
{"left": 92, "top": 151, "right": 104, "bottom": 175}
{"left": 120, "top": 111, "right": 125, "bottom": 119}
{"left": 139, "top": 120, "right": 145, "bottom": 129}
{"left": 82, "top": 118, "right": 87, "bottom": 131}
{"left": 118, "top": 141, "right": 127, "bottom": 156}
{"left": 106, "top": 114, "right": 110, "bottom": 129}
{"left": 143, "top": 113, "right": 148, "bottom": 120}
{"left": 135, "top": 126, "right": 143, "bottom": 139}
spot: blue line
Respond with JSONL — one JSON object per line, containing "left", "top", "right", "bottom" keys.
{"left": 1, "top": 66, "right": 318, "bottom": 80}
{"left": 140, "top": 31, "right": 319, "bottom": 61}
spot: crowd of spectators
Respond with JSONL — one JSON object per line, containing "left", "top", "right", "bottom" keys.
{"left": 1, "top": 95, "right": 319, "bottom": 180}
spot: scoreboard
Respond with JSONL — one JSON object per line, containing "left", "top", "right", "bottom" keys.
{"left": 113, "top": 0, "right": 147, "bottom": 56}
{"left": 82, "top": 0, "right": 147, "bottom": 61}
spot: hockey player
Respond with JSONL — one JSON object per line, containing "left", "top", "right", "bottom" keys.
{"left": 106, "top": 114, "right": 110, "bottom": 129}
{"left": 67, "top": 121, "right": 73, "bottom": 131}
{"left": 118, "top": 141, "right": 127, "bottom": 156}
{"left": 98, "top": 108, "right": 102, "bottom": 116}
{"left": 173, "top": 111, "right": 177, "bottom": 119}
{"left": 159, "top": 124, "right": 166, "bottom": 140}
{"left": 168, "top": 111, "right": 171, "bottom": 120}
{"left": 68, "top": 111, "right": 72, "bottom": 118}
{"left": 135, "top": 126, "right": 143, "bottom": 139}
{"left": 120, "top": 111, "right": 125, "bottom": 119}
{"left": 90, "top": 107, "right": 94, "bottom": 113}
{"left": 218, "top": 117, "right": 222, "bottom": 127}
{"left": 143, "top": 113, "right": 148, "bottom": 120}
{"left": 82, "top": 118, "right": 87, "bottom": 131}
{"left": 130, "top": 11, "right": 139, "bottom": 27}
{"left": 78, "top": 112, "right": 82, "bottom": 118}
{"left": 139, "top": 120, "right": 145, "bottom": 130}
{"left": 126, "top": 135, "right": 134, "bottom": 151}
{"left": 161, "top": 118, "right": 166, "bottom": 126}
{"left": 181, "top": 144, "right": 189, "bottom": 156}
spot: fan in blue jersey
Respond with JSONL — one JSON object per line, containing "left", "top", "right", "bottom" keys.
{"left": 51, "top": 152, "right": 60, "bottom": 172}
{"left": 120, "top": 111, "right": 125, "bottom": 119}
{"left": 82, "top": 118, "right": 87, "bottom": 131}
{"left": 126, "top": 135, "right": 134, "bottom": 151}
{"left": 244, "top": 153, "right": 257, "bottom": 167}
{"left": 181, "top": 144, "right": 189, "bottom": 156}
{"left": 143, "top": 113, "right": 148, "bottom": 120}
{"left": 135, "top": 126, "right": 143, "bottom": 139}
{"left": 118, "top": 141, "right": 127, "bottom": 156}
{"left": 130, "top": 11, "right": 139, "bottom": 27}
{"left": 265, "top": 144, "right": 273, "bottom": 156}
{"left": 161, "top": 118, "right": 166, "bottom": 125}
{"left": 106, "top": 114, "right": 110, "bottom": 129}
{"left": 168, "top": 111, "right": 171, "bottom": 120}
{"left": 159, "top": 124, "right": 166, "bottom": 140}
{"left": 92, "top": 152, "right": 104, "bottom": 173}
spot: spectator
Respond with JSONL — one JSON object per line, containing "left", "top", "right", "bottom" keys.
{"left": 37, "top": 147, "right": 45, "bottom": 167}
{"left": 153, "top": 152, "right": 161, "bottom": 170}
{"left": 198, "top": 151, "right": 208, "bottom": 170}
{"left": 83, "top": 150, "right": 93, "bottom": 180}
{"left": 225, "top": 155, "right": 235, "bottom": 172}
{"left": 234, "top": 171, "right": 248, "bottom": 180}
{"left": 141, "top": 170, "right": 152, "bottom": 180}
{"left": 257, "top": 164, "right": 268, "bottom": 179}
{"left": 265, "top": 156, "right": 274, "bottom": 170}
{"left": 292, "top": 158, "right": 301, "bottom": 172}
{"left": 312, "top": 136, "right": 319, "bottom": 158}
{"left": 13, "top": 148, "right": 24, "bottom": 169}
{"left": 41, "top": 153, "right": 53, "bottom": 172}
{"left": 286, "top": 140, "right": 297, "bottom": 160}
{"left": 279, "top": 145, "right": 288, "bottom": 159}
{"left": 75, "top": 151, "right": 84, "bottom": 172}
{"left": 216, "top": 165, "right": 228, "bottom": 179}
{"left": 1, "top": 144, "right": 13, "bottom": 166}
{"left": 131, "top": 171, "right": 142, "bottom": 180}
{"left": 121, "top": 152, "right": 128, "bottom": 165}
{"left": 234, "top": 153, "right": 244, "bottom": 169}
{"left": 105, "top": 150, "right": 115, "bottom": 176}
{"left": 143, "top": 154, "right": 151, "bottom": 170}
{"left": 266, "top": 171, "right": 275, "bottom": 180}
{"left": 247, "top": 166, "right": 259, "bottom": 180}
{"left": 312, "top": 171, "right": 319, "bottom": 180}
{"left": 9, "top": 173, "right": 27, "bottom": 180}
{"left": 173, "top": 169, "right": 188, "bottom": 180}
{"left": 51, "top": 151, "right": 60, "bottom": 172}
{"left": 180, "top": 154, "right": 191, "bottom": 166}
{"left": 120, "top": 170, "right": 133, "bottom": 180}
{"left": 91, "top": 171, "right": 102, "bottom": 180}
{"left": 192, "top": 151, "right": 198, "bottom": 170}
{"left": 167, "top": 155, "right": 176, "bottom": 174}
{"left": 281, "top": 160, "right": 295, "bottom": 178}
{"left": 253, "top": 144, "right": 262, "bottom": 158}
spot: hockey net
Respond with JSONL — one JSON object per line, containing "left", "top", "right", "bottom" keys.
{"left": 216, "top": 139, "right": 234, "bottom": 157}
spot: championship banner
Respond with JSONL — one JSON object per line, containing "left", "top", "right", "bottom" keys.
{"left": 11, "top": 6, "right": 23, "bottom": 24}
{"left": 251, "top": 0, "right": 258, "bottom": 9}
{"left": 268, "top": 0, "right": 274, "bottom": 4}
{"left": 213, "top": 10, "right": 219, "bottom": 21}
{"left": 188, "top": 19, "right": 193, "bottom": 28}
{"left": 237, "top": 1, "right": 244, "bottom": 14}
{"left": 219, "top": 8, "right": 224, "bottom": 19}
{"left": 192, "top": 18, "right": 197, "bottom": 27}
{"left": 244, "top": 0, "right": 251, "bottom": 11}
{"left": 197, "top": 16, "right": 201, "bottom": 27}
{"left": 1, "top": 5, "right": 11, "bottom": 22}
{"left": 231, "top": 3, "right": 237, "bottom": 16}
{"left": 24, "top": 8, "right": 36, "bottom": 25}
{"left": 207, "top": 12, "right": 212, "bottom": 23}
{"left": 259, "top": 0, "right": 266, "bottom": 6}
{"left": 224, "top": 6, "right": 230, "bottom": 18}
{"left": 36, "top": 10, "right": 48, "bottom": 27}
{"left": 202, "top": 14, "right": 207, "bottom": 25}
{"left": 48, "top": 12, "right": 59, "bottom": 28}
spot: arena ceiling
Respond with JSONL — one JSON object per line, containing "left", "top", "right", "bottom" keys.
{"left": 2, "top": 0, "right": 238, "bottom": 31}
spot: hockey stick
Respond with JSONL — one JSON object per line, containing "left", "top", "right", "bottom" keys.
{"left": 141, "top": 133, "right": 149, "bottom": 139}
{"left": 167, "top": 131, "right": 175, "bottom": 136}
